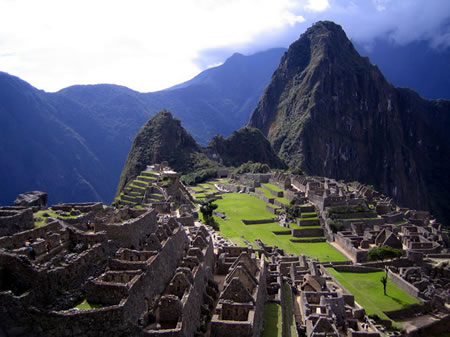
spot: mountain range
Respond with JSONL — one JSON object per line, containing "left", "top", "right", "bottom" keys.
{"left": 0, "top": 48, "right": 285, "bottom": 205}
{"left": 1, "top": 21, "right": 450, "bottom": 222}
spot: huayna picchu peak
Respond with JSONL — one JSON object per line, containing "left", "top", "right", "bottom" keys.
{"left": 249, "top": 21, "right": 450, "bottom": 224}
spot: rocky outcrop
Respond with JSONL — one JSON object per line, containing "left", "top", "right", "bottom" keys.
{"left": 248, "top": 21, "right": 450, "bottom": 224}
{"left": 14, "top": 191, "right": 48, "bottom": 209}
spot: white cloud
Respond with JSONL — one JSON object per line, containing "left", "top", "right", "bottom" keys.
{"left": 305, "top": 0, "right": 329, "bottom": 12}
{"left": 0, "top": 0, "right": 309, "bottom": 92}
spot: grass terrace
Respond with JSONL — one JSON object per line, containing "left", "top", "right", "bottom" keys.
{"left": 34, "top": 209, "right": 85, "bottom": 227}
{"left": 212, "top": 193, "right": 347, "bottom": 261}
{"left": 256, "top": 187, "right": 290, "bottom": 206}
{"left": 262, "top": 183, "right": 284, "bottom": 192}
{"left": 289, "top": 223, "right": 320, "bottom": 230}
{"left": 327, "top": 268, "right": 421, "bottom": 327}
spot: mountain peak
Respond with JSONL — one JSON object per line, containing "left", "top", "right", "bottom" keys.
{"left": 248, "top": 21, "right": 450, "bottom": 223}
{"left": 115, "top": 109, "right": 201, "bottom": 195}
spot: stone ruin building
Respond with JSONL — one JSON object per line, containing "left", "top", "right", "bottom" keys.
{"left": 1, "top": 165, "right": 449, "bottom": 337}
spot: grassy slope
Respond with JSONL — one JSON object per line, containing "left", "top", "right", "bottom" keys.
{"left": 214, "top": 193, "right": 347, "bottom": 261}
{"left": 327, "top": 268, "right": 421, "bottom": 324}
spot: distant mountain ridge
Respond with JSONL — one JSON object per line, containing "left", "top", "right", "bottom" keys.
{"left": 248, "top": 21, "right": 450, "bottom": 224}
{"left": 0, "top": 49, "right": 285, "bottom": 205}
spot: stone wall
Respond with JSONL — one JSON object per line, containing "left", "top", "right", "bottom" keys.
{"left": 252, "top": 257, "right": 267, "bottom": 337}
{"left": 291, "top": 228, "right": 324, "bottom": 237}
{"left": 241, "top": 219, "right": 276, "bottom": 225}
{"left": 406, "top": 313, "right": 450, "bottom": 337}
{"left": 209, "top": 321, "right": 253, "bottom": 337}
{"left": 96, "top": 209, "right": 158, "bottom": 249}
{"left": 387, "top": 269, "right": 422, "bottom": 299}
{"left": 297, "top": 218, "right": 320, "bottom": 226}
{"left": 176, "top": 216, "right": 194, "bottom": 226}
{"left": 383, "top": 302, "right": 431, "bottom": 320}
{"left": 335, "top": 233, "right": 368, "bottom": 262}
{"left": 349, "top": 331, "right": 381, "bottom": 337}
{"left": 330, "top": 212, "right": 377, "bottom": 220}
{"left": 0, "top": 220, "right": 61, "bottom": 249}
{"left": 0, "top": 207, "right": 34, "bottom": 237}
{"left": 52, "top": 202, "right": 103, "bottom": 213}
{"left": 333, "top": 266, "right": 383, "bottom": 273}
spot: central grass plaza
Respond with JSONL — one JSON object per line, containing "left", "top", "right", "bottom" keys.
{"left": 211, "top": 192, "right": 347, "bottom": 262}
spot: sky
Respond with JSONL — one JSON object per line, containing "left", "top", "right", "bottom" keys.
{"left": 0, "top": 0, "right": 449, "bottom": 93}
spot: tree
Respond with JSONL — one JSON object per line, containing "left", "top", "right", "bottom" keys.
{"left": 199, "top": 200, "right": 219, "bottom": 229}
{"left": 286, "top": 204, "right": 301, "bottom": 221}
{"left": 368, "top": 245, "right": 403, "bottom": 261}
{"left": 380, "top": 275, "right": 388, "bottom": 295}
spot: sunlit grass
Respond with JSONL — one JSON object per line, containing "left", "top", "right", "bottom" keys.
{"left": 213, "top": 193, "right": 347, "bottom": 261}
{"left": 327, "top": 268, "right": 421, "bottom": 325}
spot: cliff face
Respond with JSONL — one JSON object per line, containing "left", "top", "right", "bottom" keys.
{"left": 249, "top": 21, "right": 450, "bottom": 222}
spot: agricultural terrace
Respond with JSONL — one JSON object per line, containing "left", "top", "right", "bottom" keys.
{"left": 211, "top": 192, "right": 347, "bottom": 262}
{"left": 327, "top": 268, "right": 421, "bottom": 326}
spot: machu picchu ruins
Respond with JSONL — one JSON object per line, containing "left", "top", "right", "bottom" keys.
{"left": 0, "top": 164, "right": 449, "bottom": 337}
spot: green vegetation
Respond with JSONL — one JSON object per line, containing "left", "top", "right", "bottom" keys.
{"left": 199, "top": 200, "right": 219, "bottom": 230}
{"left": 213, "top": 193, "right": 346, "bottom": 261}
{"left": 262, "top": 303, "right": 282, "bottom": 337}
{"left": 182, "top": 167, "right": 219, "bottom": 186}
{"left": 233, "top": 161, "right": 271, "bottom": 175}
{"left": 327, "top": 268, "right": 421, "bottom": 324}
{"left": 281, "top": 283, "right": 297, "bottom": 337}
{"left": 368, "top": 245, "right": 403, "bottom": 261}
{"left": 381, "top": 275, "right": 388, "bottom": 295}
{"left": 34, "top": 209, "right": 84, "bottom": 227}
{"left": 262, "top": 183, "right": 284, "bottom": 192}
{"left": 74, "top": 299, "right": 103, "bottom": 310}
{"left": 207, "top": 127, "right": 286, "bottom": 169}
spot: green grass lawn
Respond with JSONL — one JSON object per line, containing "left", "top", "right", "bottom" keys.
{"left": 262, "top": 303, "right": 282, "bottom": 337}
{"left": 327, "top": 268, "right": 421, "bottom": 324}
{"left": 213, "top": 193, "right": 347, "bottom": 261}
